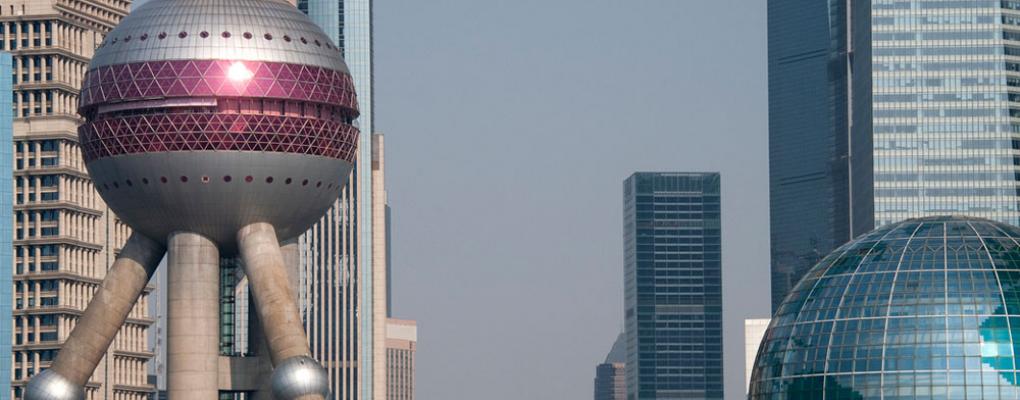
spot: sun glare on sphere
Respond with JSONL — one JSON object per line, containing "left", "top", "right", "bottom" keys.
{"left": 228, "top": 62, "right": 254, "bottom": 81}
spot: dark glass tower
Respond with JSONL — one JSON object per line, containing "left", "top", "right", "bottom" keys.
{"left": 623, "top": 172, "right": 722, "bottom": 400}
{"left": 767, "top": 0, "right": 873, "bottom": 313}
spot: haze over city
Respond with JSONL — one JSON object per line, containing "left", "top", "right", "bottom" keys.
{"left": 132, "top": 0, "right": 771, "bottom": 398}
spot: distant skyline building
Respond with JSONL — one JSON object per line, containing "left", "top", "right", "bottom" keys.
{"left": 3, "top": 2, "right": 145, "bottom": 399}
{"left": 623, "top": 172, "right": 723, "bottom": 400}
{"left": 766, "top": 0, "right": 874, "bottom": 313}
{"left": 0, "top": 51, "right": 14, "bottom": 400}
{"left": 593, "top": 333, "right": 626, "bottom": 400}
{"left": 743, "top": 318, "right": 770, "bottom": 395}
{"left": 296, "top": 0, "right": 384, "bottom": 399}
{"left": 384, "top": 319, "right": 416, "bottom": 400}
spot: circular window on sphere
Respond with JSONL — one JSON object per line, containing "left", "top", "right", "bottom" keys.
{"left": 283, "top": 35, "right": 291, "bottom": 42}
{"left": 160, "top": 176, "right": 168, "bottom": 183}
{"left": 200, "top": 31, "right": 210, "bottom": 38}
{"left": 158, "top": 32, "right": 167, "bottom": 39}
{"left": 178, "top": 31, "right": 188, "bottom": 39}
{"left": 222, "top": 31, "right": 231, "bottom": 38}
{"left": 201, "top": 176, "right": 210, "bottom": 183}
{"left": 180, "top": 176, "right": 189, "bottom": 183}
{"left": 245, "top": 176, "right": 254, "bottom": 183}
{"left": 264, "top": 33, "right": 273, "bottom": 40}
{"left": 142, "top": 178, "right": 149, "bottom": 185}
{"left": 243, "top": 32, "right": 253, "bottom": 39}
{"left": 140, "top": 34, "right": 149, "bottom": 41}
{"left": 300, "top": 37, "right": 308, "bottom": 44}
{"left": 124, "top": 35, "right": 132, "bottom": 42}
{"left": 223, "top": 175, "right": 233, "bottom": 182}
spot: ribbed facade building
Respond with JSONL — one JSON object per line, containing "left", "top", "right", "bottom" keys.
{"left": 384, "top": 319, "right": 415, "bottom": 400}
{"left": 5, "top": 1, "right": 150, "bottom": 399}
{"left": 295, "top": 0, "right": 383, "bottom": 399}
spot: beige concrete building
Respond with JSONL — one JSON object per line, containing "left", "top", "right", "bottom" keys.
{"left": 744, "top": 318, "right": 770, "bottom": 394}
{"left": 384, "top": 319, "right": 416, "bottom": 400}
{"left": 5, "top": 0, "right": 148, "bottom": 399}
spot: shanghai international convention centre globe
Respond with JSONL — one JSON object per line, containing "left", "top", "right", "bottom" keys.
{"left": 749, "top": 216, "right": 1020, "bottom": 399}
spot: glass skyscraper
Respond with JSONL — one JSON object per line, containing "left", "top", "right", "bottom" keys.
{"left": 872, "top": 1, "right": 1020, "bottom": 227}
{"left": 297, "top": 1, "right": 382, "bottom": 399}
{"left": 768, "top": 0, "right": 874, "bottom": 312}
{"left": 623, "top": 172, "right": 722, "bottom": 400}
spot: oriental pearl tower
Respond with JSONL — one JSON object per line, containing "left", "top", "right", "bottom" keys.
{"left": 25, "top": 0, "right": 358, "bottom": 399}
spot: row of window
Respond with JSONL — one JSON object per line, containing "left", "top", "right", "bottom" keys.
{"left": 15, "top": 157, "right": 59, "bottom": 170}
{"left": 99, "top": 29, "right": 338, "bottom": 52}
{"left": 15, "top": 192, "right": 59, "bottom": 205}
{"left": 98, "top": 175, "right": 337, "bottom": 191}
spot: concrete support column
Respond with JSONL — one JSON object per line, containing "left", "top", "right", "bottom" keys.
{"left": 166, "top": 232, "right": 220, "bottom": 400}
{"left": 238, "top": 223, "right": 329, "bottom": 400}
{"left": 25, "top": 233, "right": 164, "bottom": 400}
{"left": 237, "top": 223, "right": 309, "bottom": 364}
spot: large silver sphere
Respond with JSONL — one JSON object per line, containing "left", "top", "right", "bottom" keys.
{"left": 78, "top": 0, "right": 359, "bottom": 251}
{"left": 24, "top": 370, "right": 85, "bottom": 400}
{"left": 271, "top": 356, "right": 332, "bottom": 400}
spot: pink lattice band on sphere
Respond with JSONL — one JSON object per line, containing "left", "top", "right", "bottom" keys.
{"left": 80, "top": 60, "right": 359, "bottom": 113}
{"left": 79, "top": 113, "right": 358, "bottom": 162}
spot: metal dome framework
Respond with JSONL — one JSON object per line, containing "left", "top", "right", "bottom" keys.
{"left": 751, "top": 216, "right": 1020, "bottom": 399}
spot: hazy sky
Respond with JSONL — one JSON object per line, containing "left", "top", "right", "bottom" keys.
{"left": 134, "top": 1, "right": 771, "bottom": 399}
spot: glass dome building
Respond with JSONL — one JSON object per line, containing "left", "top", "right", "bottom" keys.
{"left": 749, "top": 216, "right": 1020, "bottom": 399}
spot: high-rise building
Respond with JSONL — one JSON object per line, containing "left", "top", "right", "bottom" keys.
{"left": 743, "top": 318, "right": 770, "bottom": 395}
{"left": 0, "top": 51, "right": 14, "bottom": 400}
{"left": 767, "top": 0, "right": 874, "bottom": 313}
{"left": 622, "top": 172, "right": 723, "bottom": 400}
{"left": 384, "top": 319, "right": 415, "bottom": 400}
{"left": 593, "top": 333, "right": 625, "bottom": 400}
{"left": 871, "top": 2, "right": 1020, "bottom": 228}
{"left": 295, "top": 1, "right": 383, "bottom": 399}
{"left": 3, "top": 2, "right": 146, "bottom": 399}
{"left": 771, "top": 0, "right": 1020, "bottom": 311}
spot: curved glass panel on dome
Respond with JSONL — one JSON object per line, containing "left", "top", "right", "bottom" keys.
{"left": 750, "top": 216, "right": 1020, "bottom": 399}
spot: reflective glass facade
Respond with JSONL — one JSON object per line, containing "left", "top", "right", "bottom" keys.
{"left": 768, "top": 0, "right": 874, "bottom": 313}
{"left": 0, "top": 52, "right": 13, "bottom": 400}
{"left": 750, "top": 216, "right": 1020, "bottom": 399}
{"left": 297, "top": 1, "right": 377, "bottom": 399}
{"left": 872, "top": 0, "right": 1020, "bottom": 227}
{"left": 623, "top": 173, "right": 722, "bottom": 400}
